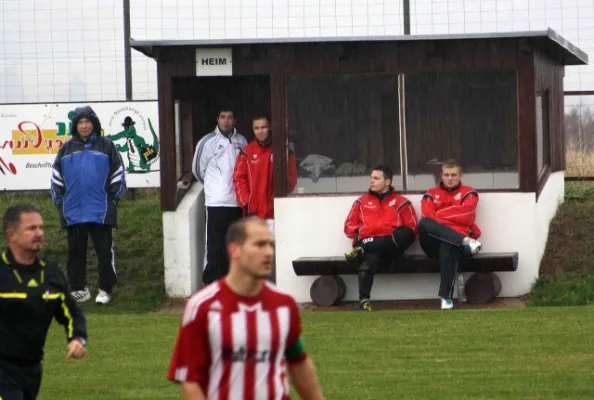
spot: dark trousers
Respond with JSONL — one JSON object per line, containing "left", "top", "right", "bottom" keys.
{"left": 418, "top": 217, "right": 466, "bottom": 299}
{"left": 203, "top": 206, "right": 243, "bottom": 285}
{"left": 356, "top": 226, "right": 416, "bottom": 301}
{"left": 0, "top": 361, "right": 42, "bottom": 400}
{"left": 67, "top": 223, "right": 117, "bottom": 293}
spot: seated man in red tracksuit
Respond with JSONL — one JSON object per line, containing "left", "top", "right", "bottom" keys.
{"left": 419, "top": 159, "right": 482, "bottom": 310}
{"left": 344, "top": 165, "right": 418, "bottom": 311}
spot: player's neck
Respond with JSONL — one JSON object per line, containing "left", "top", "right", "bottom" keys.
{"left": 10, "top": 246, "right": 37, "bottom": 266}
{"left": 225, "top": 272, "right": 264, "bottom": 297}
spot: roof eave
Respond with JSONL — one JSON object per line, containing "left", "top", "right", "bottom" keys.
{"left": 130, "top": 28, "right": 588, "bottom": 66}
{"left": 545, "top": 28, "right": 588, "bottom": 65}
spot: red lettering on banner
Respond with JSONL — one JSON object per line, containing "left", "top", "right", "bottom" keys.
{"left": 0, "top": 156, "right": 17, "bottom": 175}
{"left": 0, "top": 121, "right": 65, "bottom": 152}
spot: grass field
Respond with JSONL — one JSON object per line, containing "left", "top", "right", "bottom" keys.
{"left": 0, "top": 189, "right": 165, "bottom": 313}
{"left": 39, "top": 307, "right": 594, "bottom": 400}
{"left": 2, "top": 180, "right": 594, "bottom": 399}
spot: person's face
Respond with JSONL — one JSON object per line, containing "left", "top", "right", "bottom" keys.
{"left": 253, "top": 118, "right": 270, "bottom": 142}
{"left": 369, "top": 170, "right": 390, "bottom": 193}
{"left": 441, "top": 166, "right": 462, "bottom": 189}
{"left": 217, "top": 111, "right": 236, "bottom": 133}
{"left": 77, "top": 118, "right": 94, "bottom": 139}
{"left": 228, "top": 223, "right": 275, "bottom": 279}
{"left": 6, "top": 212, "right": 45, "bottom": 254}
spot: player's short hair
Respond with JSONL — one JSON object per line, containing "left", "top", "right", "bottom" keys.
{"left": 253, "top": 115, "right": 270, "bottom": 123}
{"left": 226, "top": 216, "right": 269, "bottom": 246}
{"left": 372, "top": 165, "right": 393, "bottom": 182}
{"left": 442, "top": 159, "right": 463, "bottom": 173}
{"left": 2, "top": 203, "right": 41, "bottom": 236}
{"left": 217, "top": 107, "right": 235, "bottom": 118}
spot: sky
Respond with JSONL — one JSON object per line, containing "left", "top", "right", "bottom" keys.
{"left": 0, "top": 0, "right": 593, "bottom": 110}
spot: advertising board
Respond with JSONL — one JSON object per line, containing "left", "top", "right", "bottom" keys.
{"left": 0, "top": 101, "right": 160, "bottom": 190}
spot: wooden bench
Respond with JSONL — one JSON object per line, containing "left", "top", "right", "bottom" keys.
{"left": 292, "top": 252, "right": 519, "bottom": 307}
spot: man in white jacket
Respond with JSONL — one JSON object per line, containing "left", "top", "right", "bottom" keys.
{"left": 192, "top": 108, "right": 247, "bottom": 285}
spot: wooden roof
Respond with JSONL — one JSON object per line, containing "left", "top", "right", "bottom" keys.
{"left": 131, "top": 28, "right": 588, "bottom": 66}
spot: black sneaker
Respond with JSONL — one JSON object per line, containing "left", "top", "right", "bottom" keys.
{"left": 358, "top": 298, "right": 372, "bottom": 311}
{"left": 345, "top": 247, "right": 363, "bottom": 264}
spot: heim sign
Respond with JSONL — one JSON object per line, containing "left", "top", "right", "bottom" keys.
{"left": 0, "top": 101, "right": 160, "bottom": 190}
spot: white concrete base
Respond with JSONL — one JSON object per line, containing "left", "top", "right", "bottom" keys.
{"left": 534, "top": 171, "right": 565, "bottom": 270}
{"left": 163, "top": 182, "right": 205, "bottom": 298}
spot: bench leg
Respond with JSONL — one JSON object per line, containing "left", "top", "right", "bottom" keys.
{"left": 465, "top": 272, "right": 503, "bottom": 304}
{"left": 336, "top": 275, "right": 346, "bottom": 304}
{"left": 309, "top": 275, "right": 346, "bottom": 307}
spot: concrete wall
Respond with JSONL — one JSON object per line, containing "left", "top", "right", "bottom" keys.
{"left": 162, "top": 183, "right": 205, "bottom": 298}
{"left": 534, "top": 171, "right": 565, "bottom": 268}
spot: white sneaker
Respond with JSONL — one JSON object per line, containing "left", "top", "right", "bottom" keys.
{"left": 462, "top": 237, "right": 482, "bottom": 255}
{"left": 95, "top": 290, "right": 112, "bottom": 305}
{"left": 441, "top": 298, "right": 454, "bottom": 310}
{"left": 71, "top": 287, "right": 91, "bottom": 303}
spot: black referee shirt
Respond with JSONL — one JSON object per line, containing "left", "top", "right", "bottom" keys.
{"left": 0, "top": 249, "right": 87, "bottom": 365}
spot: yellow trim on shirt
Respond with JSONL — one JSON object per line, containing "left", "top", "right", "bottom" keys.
{"left": 0, "top": 292, "right": 27, "bottom": 299}
{"left": 59, "top": 293, "right": 74, "bottom": 339}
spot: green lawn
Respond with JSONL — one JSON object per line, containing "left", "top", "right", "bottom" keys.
{"left": 3, "top": 185, "right": 594, "bottom": 399}
{"left": 0, "top": 189, "right": 165, "bottom": 313}
{"left": 39, "top": 306, "right": 594, "bottom": 400}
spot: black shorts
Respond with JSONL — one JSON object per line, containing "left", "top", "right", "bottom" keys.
{"left": 0, "top": 360, "right": 42, "bottom": 400}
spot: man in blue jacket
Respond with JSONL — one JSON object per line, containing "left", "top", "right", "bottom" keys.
{"left": 50, "top": 106, "right": 126, "bottom": 305}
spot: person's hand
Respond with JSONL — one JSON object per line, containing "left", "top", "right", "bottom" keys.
{"left": 66, "top": 338, "right": 86, "bottom": 360}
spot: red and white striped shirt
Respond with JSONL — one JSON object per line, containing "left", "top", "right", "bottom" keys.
{"left": 167, "top": 279, "right": 307, "bottom": 400}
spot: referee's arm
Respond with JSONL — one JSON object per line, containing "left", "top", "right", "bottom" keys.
{"left": 53, "top": 268, "right": 88, "bottom": 345}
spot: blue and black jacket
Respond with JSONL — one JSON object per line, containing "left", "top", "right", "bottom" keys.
{"left": 50, "top": 106, "right": 126, "bottom": 228}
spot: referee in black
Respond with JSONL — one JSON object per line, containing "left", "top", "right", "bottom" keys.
{"left": 0, "top": 204, "right": 88, "bottom": 400}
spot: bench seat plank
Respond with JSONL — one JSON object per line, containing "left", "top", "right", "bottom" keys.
{"left": 293, "top": 252, "right": 518, "bottom": 276}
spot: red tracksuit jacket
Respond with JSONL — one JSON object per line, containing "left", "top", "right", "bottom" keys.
{"left": 233, "top": 140, "right": 297, "bottom": 219}
{"left": 421, "top": 183, "right": 482, "bottom": 239}
{"left": 344, "top": 188, "right": 419, "bottom": 241}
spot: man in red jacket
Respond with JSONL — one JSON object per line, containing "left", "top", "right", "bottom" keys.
{"left": 233, "top": 116, "right": 297, "bottom": 283}
{"left": 344, "top": 165, "right": 418, "bottom": 311}
{"left": 233, "top": 115, "right": 297, "bottom": 222}
{"left": 419, "top": 159, "right": 482, "bottom": 310}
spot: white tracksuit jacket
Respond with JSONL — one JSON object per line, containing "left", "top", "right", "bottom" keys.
{"left": 192, "top": 126, "right": 248, "bottom": 207}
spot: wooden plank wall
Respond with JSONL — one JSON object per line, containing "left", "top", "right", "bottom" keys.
{"left": 404, "top": 70, "right": 517, "bottom": 173}
{"left": 533, "top": 48, "right": 565, "bottom": 198}
{"left": 231, "top": 39, "right": 525, "bottom": 193}
{"left": 154, "top": 38, "right": 565, "bottom": 209}
{"left": 516, "top": 39, "right": 537, "bottom": 193}
{"left": 155, "top": 47, "right": 194, "bottom": 211}
{"left": 534, "top": 49, "right": 565, "bottom": 173}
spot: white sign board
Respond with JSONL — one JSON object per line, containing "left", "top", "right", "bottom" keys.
{"left": 0, "top": 101, "right": 160, "bottom": 190}
{"left": 196, "top": 48, "right": 233, "bottom": 76}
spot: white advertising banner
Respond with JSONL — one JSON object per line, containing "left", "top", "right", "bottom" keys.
{"left": 0, "top": 101, "right": 160, "bottom": 190}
